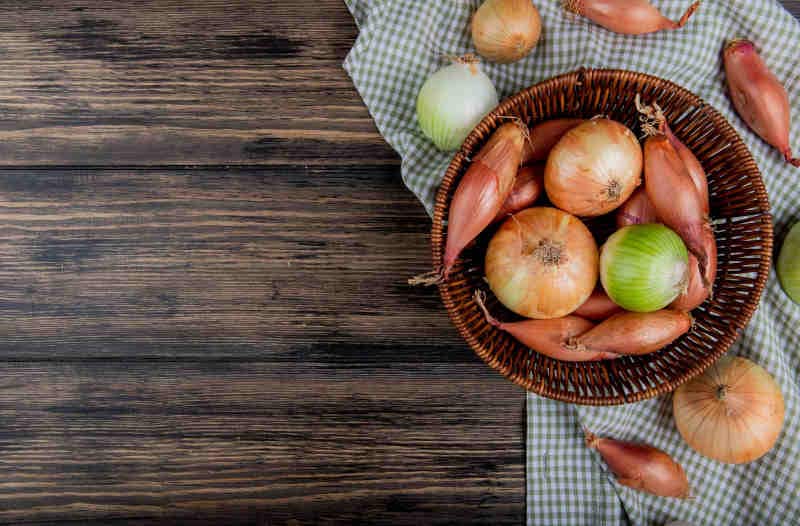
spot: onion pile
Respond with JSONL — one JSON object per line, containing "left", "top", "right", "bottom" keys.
{"left": 407, "top": 3, "right": 790, "bottom": 495}
{"left": 445, "top": 110, "right": 713, "bottom": 365}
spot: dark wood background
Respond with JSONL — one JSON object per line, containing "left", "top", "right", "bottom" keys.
{"left": 0, "top": 1, "right": 797, "bottom": 525}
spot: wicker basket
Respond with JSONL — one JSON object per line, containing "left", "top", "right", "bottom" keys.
{"left": 432, "top": 69, "right": 772, "bottom": 405}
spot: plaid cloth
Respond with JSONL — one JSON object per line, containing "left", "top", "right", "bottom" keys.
{"left": 343, "top": 1, "right": 800, "bottom": 524}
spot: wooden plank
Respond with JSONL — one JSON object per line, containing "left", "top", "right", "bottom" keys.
{"left": 0, "top": 168, "right": 461, "bottom": 359}
{"left": 0, "top": 362, "right": 524, "bottom": 525}
{"left": 0, "top": 1, "right": 792, "bottom": 166}
{"left": 0, "top": 0, "right": 396, "bottom": 166}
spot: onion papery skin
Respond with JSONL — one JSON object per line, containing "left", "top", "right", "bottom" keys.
{"left": 416, "top": 58, "right": 499, "bottom": 151}
{"left": 615, "top": 186, "right": 659, "bottom": 229}
{"left": 521, "top": 118, "right": 585, "bottom": 164}
{"left": 443, "top": 122, "right": 525, "bottom": 277}
{"left": 670, "top": 234, "right": 717, "bottom": 311}
{"left": 564, "top": 0, "right": 700, "bottom": 35}
{"left": 673, "top": 356, "right": 785, "bottom": 464}
{"left": 472, "top": 0, "right": 542, "bottom": 64}
{"left": 485, "top": 207, "right": 599, "bottom": 319}
{"left": 724, "top": 39, "right": 800, "bottom": 167}
{"left": 585, "top": 431, "right": 691, "bottom": 499}
{"left": 545, "top": 118, "right": 642, "bottom": 217}
{"left": 573, "top": 287, "right": 623, "bottom": 321}
{"left": 565, "top": 309, "right": 691, "bottom": 356}
{"left": 777, "top": 222, "right": 800, "bottom": 303}
{"left": 493, "top": 164, "right": 544, "bottom": 222}
{"left": 600, "top": 224, "right": 688, "bottom": 312}
{"left": 643, "top": 134, "right": 710, "bottom": 278}
{"left": 663, "top": 122, "right": 710, "bottom": 216}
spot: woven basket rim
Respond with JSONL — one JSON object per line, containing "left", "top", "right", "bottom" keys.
{"left": 431, "top": 68, "right": 773, "bottom": 406}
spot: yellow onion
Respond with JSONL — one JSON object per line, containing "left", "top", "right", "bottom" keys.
{"left": 673, "top": 356, "right": 785, "bottom": 464}
{"left": 485, "top": 207, "right": 598, "bottom": 319}
{"left": 471, "top": 0, "right": 542, "bottom": 64}
{"left": 545, "top": 118, "right": 642, "bottom": 217}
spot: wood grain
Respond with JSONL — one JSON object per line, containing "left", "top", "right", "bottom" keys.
{"left": 0, "top": 168, "right": 461, "bottom": 359}
{"left": 0, "top": 362, "right": 524, "bottom": 525}
{"left": 0, "top": 166, "right": 522, "bottom": 524}
{"left": 0, "top": 0, "right": 396, "bottom": 166}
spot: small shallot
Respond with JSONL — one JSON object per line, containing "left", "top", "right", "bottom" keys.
{"left": 573, "top": 288, "right": 623, "bottom": 321}
{"left": 615, "top": 187, "right": 659, "bottom": 228}
{"left": 521, "top": 118, "right": 585, "bottom": 164}
{"left": 636, "top": 95, "right": 710, "bottom": 216}
{"left": 474, "top": 291, "right": 618, "bottom": 361}
{"left": 493, "top": 164, "right": 544, "bottom": 221}
{"left": 670, "top": 235, "right": 717, "bottom": 311}
{"left": 443, "top": 121, "right": 526, "bottom": 277}
{"left": 585, "top": 430, "right": 691, "bottom": 499}
{"left": 642, "top": 126, "right": 710, "bottom": 283}
{"left": 663, "top": 122, "right": 710, "bottom": 216}
{"left": 564, "top": 309, "right": 691, "bottom": 355}
{"left": 724, "top": 39, "right": 800, "bottom": 167}
{"left": 563, "top": 0, "right": 700, "bottom": 35}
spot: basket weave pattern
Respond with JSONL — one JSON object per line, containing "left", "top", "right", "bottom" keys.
{"left": 432, "top": 69, "right": 772, "bottom": 405}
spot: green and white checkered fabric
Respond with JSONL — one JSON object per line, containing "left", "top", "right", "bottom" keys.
{"left": 343, "top": 1, "right": 800, "bottom": 524}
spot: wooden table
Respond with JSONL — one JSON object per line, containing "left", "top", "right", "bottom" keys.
{"left": 1, "top": 2, "right": 797, "bottom": 524}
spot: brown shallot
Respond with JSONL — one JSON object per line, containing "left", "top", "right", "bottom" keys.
{"left": 474, "top": 291, "right": 618, "bottom": 361}
{"left": 573, "top": 287, "right": 623, "bottom": 321}
{"left": 493, "top": 164, "right": 544, "bottom": 222}
{"left": 615, "top": 187, "right": 659, "bottom": 228}
{"left": 724, "top": 39, "right": 800, "bottom": 167}
{"left": 641, "top": 123, "right": 711, "bottom": 284}
{"left": 636, "top": 95, "right": 710, "bottom": 216}
{"left": 563, "top": 0, "right": 700, "bottom": 35}
{"left": 585, "top": 430, "right": 691, "bottom": 499}
{"left": 520, "top": 118, "right": 585, "bottom": 164}
{"left": 564, "top": 309, "right": 691, "bottom": 355}
{"left": 670, "top": 235, "right": 717, "bottom": 311}
{"left": 663, "top": 121, "right": 710, "bottom": 216}
{"left": 443, "top": 121, "right": 526, "bottom": 277}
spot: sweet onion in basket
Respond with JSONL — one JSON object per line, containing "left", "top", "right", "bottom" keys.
{"left": 545, "top": 118, "right": 642, "bottom": 217}
{"left": 485, "top": 207, "right": 598, "bottom": 319}
{"left": 416, "top": 55, "right": 498, "bottom": 151}
{"left": 600, "top": 224, "right": 688, "bottom": 312}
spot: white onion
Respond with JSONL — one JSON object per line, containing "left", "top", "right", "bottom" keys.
{"left": 416, "top": 56, "right": 498, "bottom": 151}
{"left": 600, "top": 224, "right": 688, "bottom": 312}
